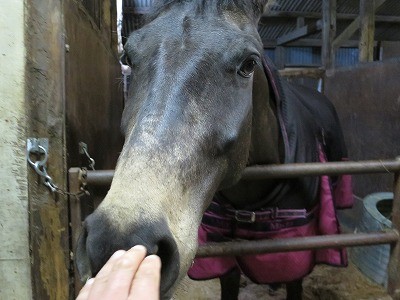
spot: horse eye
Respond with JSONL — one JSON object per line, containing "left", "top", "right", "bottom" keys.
{"left": 120, "top": 53, "right": 132, "bottom": 67}
{"left": 238, "top": 58, "right": 258, "bottom": 78}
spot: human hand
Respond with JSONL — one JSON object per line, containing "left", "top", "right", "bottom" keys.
{"left": 76, "top": 245, "right": 161, "bottom": 300}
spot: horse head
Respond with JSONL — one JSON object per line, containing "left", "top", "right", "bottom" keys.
{"left": 76, "top": 1, "right": 278, "bottom": 297}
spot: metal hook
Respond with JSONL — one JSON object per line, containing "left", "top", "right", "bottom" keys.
{"left": 27, "top": 145, "right": 49, "bottom": 169}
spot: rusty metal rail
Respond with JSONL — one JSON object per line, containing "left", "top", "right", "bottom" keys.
{"left": 69, "top": 157, "right": 400, "bottom": 298}
{"left": 196, "top": 231, "right": 399, "bottom": 257}
{"left": 81, "top": 158, "right": 400, "bottom": 186}
{"left": 242, "top": 159, "right": 400, "bottom": 179}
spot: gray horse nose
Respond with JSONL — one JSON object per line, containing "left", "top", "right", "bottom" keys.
{"left": 75, "top": 211, "right": 180, "bottom": 296}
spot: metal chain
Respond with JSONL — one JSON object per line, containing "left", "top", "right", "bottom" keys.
{"left": 79, "top": 142, "right": 96, "bottom": 170}
{"left": 27, "top": 144, "right": 89, "bottom": 197}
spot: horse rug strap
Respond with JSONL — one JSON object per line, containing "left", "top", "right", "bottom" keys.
{"left": 201, "top": 202, "right": 315, "bottom": 232}
{"left": 188, "top": 207, "right": 320, "bottom": 283}
{"left": 188, "top": 173, "right": 349, "bottom": 284}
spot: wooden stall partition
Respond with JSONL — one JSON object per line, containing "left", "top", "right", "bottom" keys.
{"left": 325, "top": 59, "right": 400, "bottom": 197}
{"left": 25, "top": 0, "right": 70, "bottom": 299}
{"left": 64, "top": 0, "right": 124, "bottom": 173}
{"left": 64, "top": 0, "right": 124, "bottom": 296}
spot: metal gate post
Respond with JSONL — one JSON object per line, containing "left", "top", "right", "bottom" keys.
{"left": 68, "top": 168, "right": 85, "bottom": 296}
{"left": 388, "top": 157, "right": 400, "bottom": 299}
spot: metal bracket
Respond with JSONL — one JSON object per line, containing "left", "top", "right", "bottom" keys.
{"left": 27, "top": 138, "right": 49, "bottom": 175}
{"left": 27, "top": 138, "right": 49, "bottom": 157}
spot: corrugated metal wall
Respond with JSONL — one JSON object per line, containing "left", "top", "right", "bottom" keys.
{"left": 124, "top": 0, "right": 153, "bottom": 7}
{"left": 335, "top": 48, "right": 359, "bottom": 67}
{"left": 266, "top": 47, "right": 359, "bottom": 68}
{"left": 285, "top": 47, "right": 321, "bottom": 66}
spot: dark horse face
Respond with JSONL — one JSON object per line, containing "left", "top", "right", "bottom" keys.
{"left": 76, "top": 0, "right": 269, "bottom": 297}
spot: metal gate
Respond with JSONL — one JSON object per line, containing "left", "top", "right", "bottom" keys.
{"left": 69, "top": 157, "right": 400, "bottom": 298}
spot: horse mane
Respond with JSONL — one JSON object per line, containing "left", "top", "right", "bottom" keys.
{"left": 146, "top": 0, "right": 270, "bottom": 23}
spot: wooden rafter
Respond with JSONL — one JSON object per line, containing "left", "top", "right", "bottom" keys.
{"left": 359, "top": 0, "right": 380, "bottom": 62}
{"left": 277, "top": 21, "right": 322, "bottom": 45}
{"left": 332, "top": 0, "right": 387, "bottom": 50}
{"left": 322, "top": 0, "right": 337, "bottom": 69}
{"left": 261, "top": 12, "right": 400, "bottom": 24}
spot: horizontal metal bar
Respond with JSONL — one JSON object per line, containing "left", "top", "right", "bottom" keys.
{"left": 82, "top": 158, "right": 400, "bottom": 186}
{"left": 195, "top": 230, "right": 399, "bottom": 258}
{"left": 242, "top": 159, "right": 400, "bottom": 180}
{"left": 83, "top": 170, "right": 114, "bottom": 186}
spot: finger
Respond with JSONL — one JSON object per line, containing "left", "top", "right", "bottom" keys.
{"left": 128, "top": 255, "right": 161, "bottom": 300}
{"left": 76, "top": 278, "right": 94, "bottom": 300}
{"left": 85, "top": 250, "right": 126, "bottom": 298}
{"left": 90, "top": 245, "right": 147, "bottom": 300}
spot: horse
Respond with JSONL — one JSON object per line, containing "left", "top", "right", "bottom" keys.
{"left": 75, "top": 1, "right": 352, "bottom": 299}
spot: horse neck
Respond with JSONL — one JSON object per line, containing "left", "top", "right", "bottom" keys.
{"left": 217, "top": 67, "right": 284, "bottom": 210}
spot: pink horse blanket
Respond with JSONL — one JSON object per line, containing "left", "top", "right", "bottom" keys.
{"left": 188, "top": 151, "right": 352, "bottom": 284}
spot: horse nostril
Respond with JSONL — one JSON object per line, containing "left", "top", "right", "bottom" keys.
{"left": 156, "top": 239, "right": 171, "bottom": 265}
{"left": 82, "top": 212, "right": 180, "bottom": 296}
{"left": 157, "top": 238, "right": 173, "bottom": 263}
{"left": 154, "top": 237, "right": 180, "bottom": 294}
{"left": 147, "top": 244, "right": 159, "bottom": 256}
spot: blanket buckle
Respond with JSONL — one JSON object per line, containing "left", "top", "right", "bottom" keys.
{"left": 235, "top": 210, "right": 256, "bottom": 223}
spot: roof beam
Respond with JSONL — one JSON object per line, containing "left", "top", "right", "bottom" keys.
{"left": 359, "top": 0, "right": 382, "bottom": 62}
{"left": 261, "top": 12, "right": 400, "bottom": 23}
{"left": 332, "top": 16, "right": 360, "bottom": 50}
{"left": 322, "top": 0, "right": 337, "bottom": 69}
{"left": 276, "top": 21, "right": 322, "bottom": 45}
{"left": 332, "top": 0, "right": 387, "bottom": 50}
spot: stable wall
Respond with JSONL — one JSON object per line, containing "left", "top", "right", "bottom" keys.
{"left": 325, "top": 59, "right": 400, "bottom": 197}
{"left": 0, "top": 2, "right": 32, "bottom": 299}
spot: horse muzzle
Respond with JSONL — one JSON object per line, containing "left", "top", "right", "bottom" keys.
{"left": 75, "top": 210, "right": 180, "bottom": 298}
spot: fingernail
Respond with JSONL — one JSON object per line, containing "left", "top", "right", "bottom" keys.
{"left": 141, "top": 255, "right": 162, "bottom": 274}
{"left": 145, "top": 255, "right": 161, "bottom": 266}
{"left": 131, "top": 245, "right": 147, "bottom": 252}
{"left": 86, "top": 278, "right": 95, "bottom": 285}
